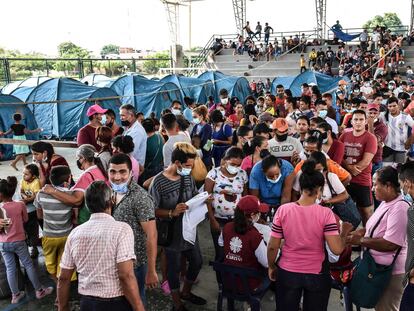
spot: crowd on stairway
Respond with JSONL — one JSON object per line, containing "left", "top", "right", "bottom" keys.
{"left": 3, "top": 31, "right": 414, "bottom": 311}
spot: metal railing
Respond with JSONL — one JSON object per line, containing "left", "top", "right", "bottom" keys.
{"left": 0, "top": 57, "right": 173, "bottom": 88}
{"left": 326, "top": 25, "right": 410, "bottom": 41}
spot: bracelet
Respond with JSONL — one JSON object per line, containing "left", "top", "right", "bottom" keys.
{"left": 168, "top": 210, "right": 173, "bottom": 219}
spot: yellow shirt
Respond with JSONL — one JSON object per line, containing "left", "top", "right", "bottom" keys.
{"left": 300, "top": 58, "right": 306, "bottom": 67}
{"left": 21, "top": 178, "right": 41, "bottom": 210}
{"left": 379, "top": 47, "right": 385, "bottom": 58}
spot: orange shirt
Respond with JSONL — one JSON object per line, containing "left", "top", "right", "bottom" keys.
{"left": 294, "top": 158, "right": 350, "bottom": 182}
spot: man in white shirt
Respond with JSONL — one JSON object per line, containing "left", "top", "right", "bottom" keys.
{"left": 380, "top": 97, "right": 414, "bottom": 165}
{"left": 315, "top": 99, "right": 338, "bottom": 134}
{"left": 161, "top": 113, "right": 191, "bottom": 168}
{"left": 120, "top": 104, "right": 147, "bottom": 168}
{"left": 268, "top": 118, "right": 303, "bottom": 163}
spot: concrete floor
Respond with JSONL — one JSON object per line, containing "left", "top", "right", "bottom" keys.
{"left": 0, "top": 148, "right": 373, "bottom": 311}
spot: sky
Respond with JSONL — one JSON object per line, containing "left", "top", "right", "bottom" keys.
{"left": 0, "top": 0, "right": 412, "bottom": 56}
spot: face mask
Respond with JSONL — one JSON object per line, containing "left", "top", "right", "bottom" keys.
{"left": 304, "top": 151, "right": 310, "bottom": 158}
{"left": 320, "top": 132, "right": 328, "bottom": 144}
{"left": 255, "top": 106, "right": 263, "bottom": 114}
{"left": 76, "top": 159, "right": 83, "bottom": 170}
{"left": 318, "top": 110, "right": 328, "bottom": 119}
{"left": 110, "top": 178, "right": 130, "bottom": 194}
{"left": 172, "top": 108, "right": 181, "bottom": 115}
{"left": 251, "top": 213, "right": 260, "bottom": 224}
{"left": 226, "top": 164, "right": 240, "bottom": 175}
{"left": 276, "top": 133, "right": 288, "bottom": 141}
{"left": 388, "top": 85, "right": 395, "bottom": 90}
{"left": 220, "top": 98, "right": 229, "bottom": 105}
{"left": 177, "top": 166, "right": 192, "bottom": 176}
{"left": 100, "top": 114, "right": 107, "bottom": 125}
{"left": 277, "top": 93, "right": 284, "bottom": 98}
{"left": 107, "top": 121, "right": 114, "bottom": 128}
{"left": 260, "top": 149, "right": 271, "bottom": 158}
{"left": 193, "top": 117, "right": 201, "bottom": 125}
{"left": 402, "top": 185, "right": 414, "bottom": 203}
{"left": 121, "top": 120, "right": 130, "bottom": 127}
{"left": 266, "top": 174, "right": 282, "bottom": 184}
{"left": 220, "top": 110, "right": 226, "bottom": 117}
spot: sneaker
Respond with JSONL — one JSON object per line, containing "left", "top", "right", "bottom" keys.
{"left": 161, "top": 280, "right": 171, "bottom": 295}
{"left": 11, "top": 291, "right": 25, "bottom": 304}
{"left": 36, "top": 286, "right": 54, "bottom": 299}
{"left": 180, "top": 292, "right": 207, "bottom": 305}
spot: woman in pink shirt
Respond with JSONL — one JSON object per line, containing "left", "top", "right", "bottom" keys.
{"left": 241, "top": 136, "right": 269, "bottom": 176}
{"left": 0, "top": 177, "right": 53, "bottom": 304}
{"left": 111, "top": 135, "right": 140, "bottom": 183}
{"left": 267, "top": 160, "right": 351, "bottom": 311}
{"left": 347, "top": 166, "right": 409, "bottom": 311}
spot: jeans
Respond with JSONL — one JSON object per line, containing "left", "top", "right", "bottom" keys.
{"left": 0, "top": 240, "right": 42, "bottom": 294}
{"left": 134, "top": 264, "right": 147, "bottom": 306}
{"left": 275, "top": 267, "right": 331, "bottom": 311}
{"left": 400, "top": 283, "right": 414, "bottom": 311}
{"left": 164, "top": 245, "right": 203, "bottom": 291}
{"left": 264, "top": 33, "right": 270, "bottom": 45}
{"left": 80, "top": 295, "right": 132, "bottom": 311}
{"left": 210, "top": 217, "right": 232, "bottom": 261}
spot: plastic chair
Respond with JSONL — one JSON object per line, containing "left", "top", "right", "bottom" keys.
{"left": 210, "top": 261, "right": 271, "bottom": 311}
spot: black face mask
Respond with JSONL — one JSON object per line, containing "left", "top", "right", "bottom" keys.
{"left": 277, "top": 93, "right": 284, "bottom": 98}
{"left": 107, "top": 121, "right": 114, "bottom": 128}
{"left": 260, "top": 149, "right": 271, "bottom": 158}
{"left": 320, "top": 132, "right": 328, "bottom": 143}
{"left": 121, "top": 120, "right": 130, "bottom": 127}
{"left": 276, "top": 133, "right": 288, "bottom": 142}
{"left": 76, "top": 159, "right": 83, "bottom": 170}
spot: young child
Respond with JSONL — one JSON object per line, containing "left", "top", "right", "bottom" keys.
{"left": 34, "top": 165, "right": 77, "bottom": 285}
{"left": 0, "top": 176, "right": 53, "bottom": 304}
{"left": 300, "top": 54, "right": 306, "bottom": 73}
{"left": 0, "top": 113, "right": 42, "bottom": 171}
{"left": 20, "top": 164, "right": 41, "bottom": 258}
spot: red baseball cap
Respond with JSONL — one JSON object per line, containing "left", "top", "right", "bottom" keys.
{"left": 86, "top": 104, "right": 107, "bottom": 117}
{"left": 272, "top": 118, "right": 288, "bottom": 132}
{"left": 367, "top": 103, "right": 379, "bottom": 111}
{"left": 237, "top": 195, "right": 269, "bottom": 214}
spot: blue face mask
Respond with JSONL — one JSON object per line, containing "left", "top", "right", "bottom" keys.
{"left": 318, "top": 110, "right": 328, "bottom": 119}
{"left": 110, "top": 174, "right": 131, "bottom": 194}
{"left": 177, "top": 166, "right": 192, "bottom": 176}
{"left": 266, "top": 174, "right": 282, "bottom": 184}
{"left": 404, "top": 193, "right": 413, "bottom": 203}
{"left": 193, "top": 117, "right": 201, "bottom": 125}
{"left": 100, "top": 114, "right": 107, "bottom": 125}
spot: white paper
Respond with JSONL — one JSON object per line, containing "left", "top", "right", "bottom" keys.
{"left": 182, "top": 192, "right": 209, "bottom": 244}
{"left": 254, "top": 223, "right": 272, "bottom": 244}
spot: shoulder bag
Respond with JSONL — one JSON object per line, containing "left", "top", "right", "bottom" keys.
{"left": 350, "top": 208, "right": 402, "bottom": 308}
{"left": 156, "top": 176, "right": 184, "bottom": 247}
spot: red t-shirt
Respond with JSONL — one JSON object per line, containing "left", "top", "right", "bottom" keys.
{"left": 77, "top": 124, "right": 100, "bottom": 151}
{"left": 223, "top": 222, "right": 263, "bottom": 290}
{"left": 339, "top": 130, "right": 377, "bottom": 186}
{"left": 327, "top": 139, "right": 345, "bottom": 165}
{"left": 228, "top": 114, "right": 242, "bottom": 128}
{"left": 372, "top": 120, "right": 388, "bottom": 163}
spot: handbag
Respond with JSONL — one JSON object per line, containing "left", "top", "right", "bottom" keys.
{"left": 326, "top": 174, "right": 361, "bottom": 229}
{"left": 156, "top": 176, "right": 184, "bottom": 247}
{"left": 350, "top": 209, "right": 402, "bottom": 308}
{"left": 191, "top": 156, "right": 208, "bottom": 182}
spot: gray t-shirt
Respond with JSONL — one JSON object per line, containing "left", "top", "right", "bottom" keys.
{"left": 163, "top": 133, "right": 191, "bottom": 168}
{"left": 149, "top": 173, "right": 198, "bottom": 251}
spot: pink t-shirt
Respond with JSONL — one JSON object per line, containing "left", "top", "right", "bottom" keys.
{"left": 271, "top": 202, "right": 339, "bottom": 274}
{"left": 72, "top": 166, "right": 108, "bottom": 192}
{"left": 0, "top": 201, "right": 28, "bottom": 243}
{"left": 365, "top": 195, "right": 409, "bottom": 275}
{"left": 129, "top": 154, "right": 140, "bottom": 182}
{"left": 241, "top": 155, "right": 254, "bottom": 175}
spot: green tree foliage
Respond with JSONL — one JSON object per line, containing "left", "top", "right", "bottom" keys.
{"left": 56, "top": 42, "right": 91, "bottom": 75}
{"left": 143, "top": 52, "right": 170, "bottom": 74}
{"left": 101, "top": 44, "right": 120, "bottom": 56}
{"left": 363, "top": 13, "right": 403, "bottom": 31}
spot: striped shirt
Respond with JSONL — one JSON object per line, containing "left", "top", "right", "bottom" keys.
{"left": 380, "top": 112, "right": 414, "bottom": 152}
{"left": 404, "top": 205, "right": 414, "bottom": 286}
{"left": 34, "top": 188, "right": 73, "bottom": 237}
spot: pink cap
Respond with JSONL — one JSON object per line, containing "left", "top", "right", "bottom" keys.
{"left": 367, "top": 103, "right": 379, "bottom": 111}
{"left": 86, "top": 104, "right": 107, "bottom": 117}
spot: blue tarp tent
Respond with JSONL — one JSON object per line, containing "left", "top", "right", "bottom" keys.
{"left": 0, "top": 94, "right": 39, "bottom": 160}
{"left": 331, "top": 28, "right": 361, "bottom": 42}
{"left": 11, "top": 78, "right": 121, "bottom": 139}
{"left": 107, "top": 74, "right": 182, "bottom": 117}
{"left": 81, "top": 74, "right": 111, "bottom": 86}
{"left": 198, "top": 71, "right": 251, "bottom": 103}
{"left": 271, "top": 76, "right": 296, "bottom": 93}
{"left": 161, "top": 74, "right": 214, "bottom": 104}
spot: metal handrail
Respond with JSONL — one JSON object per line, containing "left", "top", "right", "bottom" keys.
{"left": 326, "top": 25, "right": 409, "bottom": 41}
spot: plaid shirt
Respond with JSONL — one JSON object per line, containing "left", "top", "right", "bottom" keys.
{"left": 60, "top": 213, "right": 136, "bottom": 298}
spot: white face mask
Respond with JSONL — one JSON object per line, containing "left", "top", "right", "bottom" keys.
{"left": 220, "top": 110, "right": 226, "bottom": 117}
{"left": 226, "top": 164, "right": 240, "bottom": 175}
{"left": 172, "top": 108, "right": 181, "bottom": 115}
{"left": 221, "top": 98, "right": 229, "bottom": 105}
{"left": 266, "top": 174, "right": 282, "bottom": 184}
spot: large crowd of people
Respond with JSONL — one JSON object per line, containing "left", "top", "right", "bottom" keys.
{"left": 2, "top": 37, "right": 414, "bottom": 311}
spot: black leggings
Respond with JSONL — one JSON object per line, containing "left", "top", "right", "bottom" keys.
{"left": 275, "top": 267, "right": 331, "bottom": 311}
{"left": 400, "top": 283, "right": 414, "bottom": 311}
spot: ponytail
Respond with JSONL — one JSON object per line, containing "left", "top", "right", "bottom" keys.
{"left": 93, "top": 156, "right": 108, "bottom": 180}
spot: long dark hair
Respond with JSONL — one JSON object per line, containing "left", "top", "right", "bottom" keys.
{"left": 234, "top": 207, "right": 250, "bottom": 235}
{"left": 299, "top": 160, "right": 325, "bottom": 196}
{"left": 31, "top": 141, "right": 55, "bottom": 164}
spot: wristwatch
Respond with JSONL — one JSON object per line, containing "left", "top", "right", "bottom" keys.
{"left": 168, "top": 210, "right": 173, "bottom": 219}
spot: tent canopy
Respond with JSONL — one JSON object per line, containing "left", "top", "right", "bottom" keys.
{"left": 271, "top": 76, "right": 296, "bottom": 93}
{"left": 161, "top": 74, "right": 214, "bottom": 105}
{"left": 0, "top": 94, "right": 39, "bottom": 160}
{"left": 1, "top": 76, "right": 51, "bottom": 95}
{"left": 198, "top": 71, "right": 251, "bottom": 103}
{"left": 80, "top": 74, "right": 111, "bottom": 86}
{"left": 11, "top": 77, "right": 121, "bottom": 138}
{"left": 108, "top": 74, "right": 182, "bottom": 117}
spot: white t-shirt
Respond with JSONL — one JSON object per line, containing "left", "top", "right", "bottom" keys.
{"left": 163, "top": 133, "right": 191, "bottom": 168}
{"left": 380, "top": 112, "right": 414, "bottom": 152}
{"left": 206, "top": 167, "right": 248, "bottom": 219}
{"left": 293, "top": 171, "right": 345, "bottom": 201}
{"left": 324, "top": 116, "right": 339, "bottom": 135}
{"left": 268, "top": 136, "right": 303, "bottom": 160}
